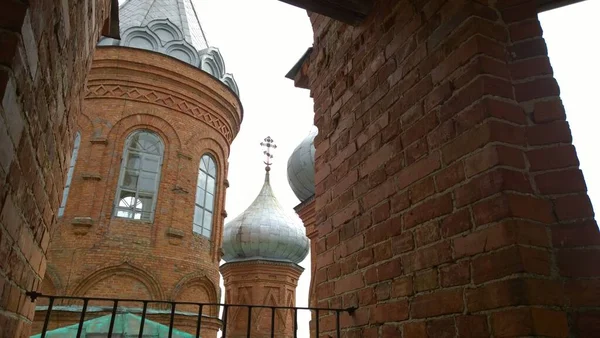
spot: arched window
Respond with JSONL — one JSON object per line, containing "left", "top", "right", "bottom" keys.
{"left": 58, "top": 132, "right": 81, "bottom": 217}
{"left": 114, "top": 130, "right": 164, "bottom": 221}
{"left": 193, "top": 154, "right": 217, "bottom": 238}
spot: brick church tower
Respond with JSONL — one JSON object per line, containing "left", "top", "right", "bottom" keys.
{"left": 33, "top": 1, "right": 241, "bottom": 337}
{"left": 220, "top": 137, "right": 310, "bottom": 338}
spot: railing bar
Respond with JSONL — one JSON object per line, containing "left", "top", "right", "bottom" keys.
{"left": 168, "top": 302, "right": 176, "bottom": 338}
{"left": 195, "top": 304, "right": 203, "bottom": 338}
{"left": 271, "top": 307, "right": 275, "bottom": 338}
{"left": 336, "top": 310, "right": 341, "bottom": 338}
{"left": 294, "top": 308, "right": 298, "bottom": 338}
{"left": 138, "top": 301, "right": 148, "bottom": 338}
{"left": 76, "top": 299, "right": 88, "bottom": 338}
{"left": 24, "top": 292, "right": 350, "bottom": 311}
{"left": 222, "top": 305, "right": 229, "bottom": 338}
{"left": 246, "top": 306, "right": 252, "bottom": 338}
{"left": 107, "top": 300, "right": 119, "bottom": 337}
{"left": 315, "top": 309, "right": 320, "bottom": 338}
{"left": 40, "top": 297, "right": 54, "bottom": 338}
{"left": 28, "top": 291, "right": 359, "bottom": 338}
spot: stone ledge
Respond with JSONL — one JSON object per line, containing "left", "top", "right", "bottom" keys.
{"left": 90, "top": 137, "right": 108, "bottom": 144}
{"left": 71, "top": 217, "right": 93, "bottom": 235}
{"left": 172, "top": 185, "right": 189, "bottom": 194}
{"left": 71, "top": 217, "right": 94, "bottom": 226}
{"left": 81, "top": 173, "right": 102, "bottom": 180}
{"left": 166, "top": 227, "right": 184, "bottom": 238}
{"left": 177, "top": 151, "right": 192, "bottom": 160}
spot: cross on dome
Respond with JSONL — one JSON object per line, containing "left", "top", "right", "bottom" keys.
{"left": 260, "top": 136, "right": 277, "bottom": 171}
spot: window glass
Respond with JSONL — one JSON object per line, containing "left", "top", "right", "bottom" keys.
{"left": 114, "top": 130, "right": 163, "bottom": 222}
{"left": 58, "top": 132, "right": 81, "bottom": 217}
{"left": 193, "top": 154, "right": 217, "bottom": 238}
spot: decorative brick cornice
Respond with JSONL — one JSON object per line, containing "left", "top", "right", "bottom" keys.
{"left": 293, "top": 194, "right": 315, "bottom": 212}
{"left": 86, "top": 84, "right": 234, "bottom": 141}
{"left": 220, "top": 259, "right": 305, "bottom": 274}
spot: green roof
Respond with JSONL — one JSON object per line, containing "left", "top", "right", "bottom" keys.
{"left": 31, "top": 312, "right": 196, "bottom": 337}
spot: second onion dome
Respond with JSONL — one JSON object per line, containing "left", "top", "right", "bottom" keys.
{"left": 287, "top": 127, "right": 317, "bottom": 203}
{"left": 221, "top": 137, "right": 309, "bottom": 264}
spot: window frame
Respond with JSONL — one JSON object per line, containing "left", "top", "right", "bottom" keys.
{"left": 58, "top": 132, "right": 81, "bottom": 217}
{"left": 113, "top": 130, "right": 164, "bottom": 222}
{"left": 193, "top": 154, "right": 217, "bottom": 238}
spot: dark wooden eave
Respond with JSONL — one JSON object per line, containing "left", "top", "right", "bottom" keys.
{"left": 285, "top": 47, "right": 312, "bottom": 89}
{"left": 278, "top": 0, "right": 372, "bottom": 25}
{"left": 102, "top": 0, "right": 121, "bottom": 39}
{"left": 538, "top": 0, "right": 586, "bottom": 11}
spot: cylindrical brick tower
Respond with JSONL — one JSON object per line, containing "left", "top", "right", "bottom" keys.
{"left": 220, "top": 137, "right": 309, "bottom": 338}
{"left": 33, "top": 1, "right": 242, "bottom": 337}
{"left": 287, "top": 127, "right": 318, "bottom": 337}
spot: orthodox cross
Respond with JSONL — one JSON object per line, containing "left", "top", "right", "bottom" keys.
{"left": 260, "top": 136, "right": 277, "bottom": 171}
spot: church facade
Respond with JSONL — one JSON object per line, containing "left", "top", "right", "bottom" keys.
{"left": 32, "top": 1, "right": 241, "bottom": 337}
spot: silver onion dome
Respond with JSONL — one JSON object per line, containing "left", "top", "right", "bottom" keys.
{"left": 221, "top": 171, "right": 309, "bottom": 264}
{"left": 287, "top": 127, "right": 317, "bottom": 202}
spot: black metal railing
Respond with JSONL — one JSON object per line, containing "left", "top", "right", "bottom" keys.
{"left": 27, "top": 291, "right": 355, "bottom": 338}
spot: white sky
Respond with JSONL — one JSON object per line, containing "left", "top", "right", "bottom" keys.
{"left": 194, "top": 1, "right": 315, "bottom": 336}
{"left": 539, "top": 2, "right": 600, "bottom": 218}
{"left": 124, "top": 1, "right": 600, "bottom": 337}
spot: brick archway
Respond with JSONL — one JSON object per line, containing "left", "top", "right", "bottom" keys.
{"left": 71, "top": 261, "right": 165, "bottom": 302}
{"left": 171, "top": 272, "right": 220, "bottom": 316}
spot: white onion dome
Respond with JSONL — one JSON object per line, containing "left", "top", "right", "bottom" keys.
{"left": 287, "top": 127, "right": 317, "bottom": 202}
{"left": 98, "top": 0, "right": 239, "bottom": 96}
{"left": 221, "top": 171, "right": 309, "bottom": 264}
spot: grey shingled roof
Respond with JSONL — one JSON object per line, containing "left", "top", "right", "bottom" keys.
{"left": 119, "top": 0, "right": 208, "bottom": 50}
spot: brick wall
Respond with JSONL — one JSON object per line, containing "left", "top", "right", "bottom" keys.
{"left": 307, "top": 0, "right": 600, "bottom": 336}
{"left": 0, "top": 1, "right": 111, "bottom": 337}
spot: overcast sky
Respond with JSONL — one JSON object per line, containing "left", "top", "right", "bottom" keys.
{"left": 195, "top": 1, "right": 315, "bottom": 336}
{"left": 539, "top": 2, "right": 600, "bottom": 218}
{"left": 198, "top": 1, "right": 597, "bottom": 337}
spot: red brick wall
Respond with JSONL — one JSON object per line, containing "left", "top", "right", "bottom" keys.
{"left": 307, "top": 0, "right": 600, "bottom": 336}
{"left": 0, "top": 1, "right": 111, "bottom": 337}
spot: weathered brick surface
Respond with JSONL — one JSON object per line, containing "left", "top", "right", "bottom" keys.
{"left": 306, "top": 0, "right": 600, "bottom": 336}
{"left": 0, "top": 1, "right": 111, "bottom": 337}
